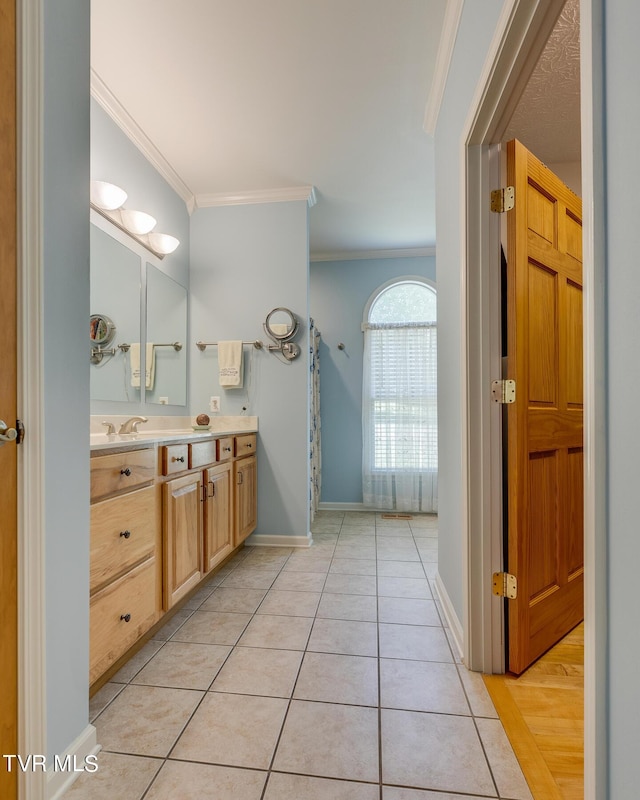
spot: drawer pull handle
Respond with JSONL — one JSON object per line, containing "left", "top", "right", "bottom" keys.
{"left": 237, "top": 471, "right": 243, "bottom": 485}
{"left": 172, "top": 455, "right": 185, "bottom": 463}
{"left": 120, "top": 613, "right": 131, "bottom": 623}
{"left": 120, "top": 530, "right": 131, "bottom": 539}
{"left": 120, "top": 468, "right": 132, "bottom": 477}
{"left": 208, "top": 480, "right": 215, "bottom": 498}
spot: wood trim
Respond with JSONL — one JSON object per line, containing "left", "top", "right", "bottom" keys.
{"left": 0, "top": 0, "right": 18, "bottom": 796}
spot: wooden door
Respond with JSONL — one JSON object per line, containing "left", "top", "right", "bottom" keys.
{"left": 234, "top": 455, "right": 257, "bottom": 545}
{"left": 163, "top": 473, "right": 203, "bottom": 608}
{"left": 0, "top": 0, "right": 18, "bottom": 796}
{"left": 203, "top": 462, "right": 233, "bottom": 572}
{"left": 506, "top": 139, "right": 583, "bottom": 675}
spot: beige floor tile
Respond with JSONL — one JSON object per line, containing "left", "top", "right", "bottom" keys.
{"left": 377, "top": 548, "right": 420, "bottom": 563}
{"left": 257, "top": 588, "right": 321, "bottom": 617}
{"left": 181, "top": 582, "right": 219, "bottom": 610}
{"left": 456, "top": 665, "right": 498, "bottom": 718}
{"left": 171, "top": 610, "right": 252, "bottom": 646}
{"left": 294, "top": 652, "right": 378, "bottom": 706}
{"left": 380, "top": 659, "right": 470, "bottom": 714}
{"left": 238, "top": 614, "right": 313, "bottom": 650}
{"left": 376, "top": 561, "right": 427, "bottom": 578}
{"left": 311, "top": 533, "right": 339, "bottom": 544}
{"left": 334, "top": 544, "right": 377, "bottom": 560}
{"left": 375, "top": 527, "right": 414, "bottom": 537}
{"left": 422, "top": 562, "right": 438, "bottom": 578}
{"left": 220, "top": 568, "right": 279, "bottom": 589}
{"left": 383, "top": 788, "right": 491, "bottom": 800}
{"left": 316, "top": 593, "right": 378, "bottom": 622}
{"left": 172, "top": 692, "right": 288, "bottom": 769}
{"left": 152, "top": 608, "right": 195, "bottom": 641}
{"left": 89, "top": 681, "right": 125, "bottom": 722}
{"left": 63, "top": 752, "right": 161, "bottom": 800}
{"left": 200, "top": 586, "right": 267, "bottom": 614}
{"left": 377, "top": 576, "right": 431, "bottom": 599}
{"left": 329, "top": 558, "right": 377, "bottom": 575}
{"left": 310, "top": 521, "right": 342, "bottom": 533}
{"left": 379, "top": 623, "right": 452, "bottom": 662}
{"left": 111, "top": 640, "right": 164, "bottom": 683}
{"left": 265, "top": 772, "right": 379, "bottom": 800}
{"left": 283, "top": 556, "right": 332, "bottom": 573}
{"left": 131, "top": 642, "right": 231, "bottom": 690}
{"left": 322, "top": 573, "right": 377, "bottom": 596}
{"left": 308, "top": 618, "right": 378, "bottom": 657}
{"left": 342, "top": 512, "right": 376, "bottom": 525}
{"left": 211, "top": 646, "right": 303, "bottom": 697}
{"left": 375, "top": 517, "right": 411, "bottom": 528}
{"left": 146, "top": 760, "right": 267, "bottom": 800}
{"left": 274, "top": 700, "right": 379, "bottom": 782}
{"left": 381, "top": 709, "right": 495, "bottom": 795}
{"left": 476, "top": 717, "right": 533, "bottom": 800}
{"left": 378, "top": 597, "right": 440, "bottom": 626}
{"left": 95, "top": 684, "right": 203, "bottom": 757}
{"left": 244, "top": 545, "right": 294, "bottom": 556}
{"left": 411, "top": 528, "right": 439, "bottom": 538}
{"left": 272, "top": 570, "right": 328, "bottom": 591}
{"left": 241, "top": 553, "right": 290, "bottom": 570}
{"left": 416, "top": 547, "right": 438, "bottom": 563}
{"left": 339, "top": 525, "right": 376, "bottom": 536}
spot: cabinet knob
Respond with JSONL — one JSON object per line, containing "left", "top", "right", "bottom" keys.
{"left": 224, "top": 447, "right": 231, "bottom": 452}
{"left": 120, "top": 613, "right": 131, "bottom": 623}
{"left": 120, "top": 468, "right": 132, "bottom": 476}
{"left": 120, "top": 530, "right": 131, "bottom": 539}
{"left": 246, "top": 443, "right": 253, "bottom": 449}
{"left": 172, "top": 455, "right": 185, "bottom": 463}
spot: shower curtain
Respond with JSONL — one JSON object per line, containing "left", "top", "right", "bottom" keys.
{"left": 309, "top": 318, "right": 322, "bottom": 523}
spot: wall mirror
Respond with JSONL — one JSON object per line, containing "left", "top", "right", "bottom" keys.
{"left": 90, "top": 224, "right": 141, "bottom": 402}
{"left": 264, "top": 307, "right": 299, "bottom": 342}
{"left": 145, "top": 264, "right": 188, "bottom": 406}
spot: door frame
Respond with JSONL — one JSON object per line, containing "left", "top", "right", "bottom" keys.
{"left": 460, "top": 1, "right": 605, "bottom": 798}
{"left": 17, "top": 2, "right": 48, "bottom": 799}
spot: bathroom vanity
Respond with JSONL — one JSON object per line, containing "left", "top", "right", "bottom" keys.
{"left": 88, "top": 424, "right": 257, "bottom": 687}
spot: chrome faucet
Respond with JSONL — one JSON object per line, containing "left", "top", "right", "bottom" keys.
{"left": 118, "top": 416, "right": 148, "bottom": 435}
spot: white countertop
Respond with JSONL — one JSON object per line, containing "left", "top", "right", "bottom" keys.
{"left": 89, "top": 416, "right": 258, "bottom": 451}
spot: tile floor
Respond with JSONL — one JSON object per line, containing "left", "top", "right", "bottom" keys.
{"left": 68, "top": 511, "right": 533, "bottom": 800}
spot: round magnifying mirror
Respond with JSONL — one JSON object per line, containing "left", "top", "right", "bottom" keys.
{"left": 90, "top": 314, "right": 116, "bottom": 346}
{"left": 264, "top": 307, "right": 299, "bottom": 342}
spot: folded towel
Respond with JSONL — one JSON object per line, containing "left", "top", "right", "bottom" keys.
{"left": 218, "top": 340, "right": 243, "bottom": 388}
{"left": 130, "top": 343, "right": 156, "bottom": 389}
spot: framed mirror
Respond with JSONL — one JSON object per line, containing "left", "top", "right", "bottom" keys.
{"left": 90, "top": 224, "right": 142, "bottom": 402}
{"left": 145, "top": 264, "right": 188, "bottom": 406}
{"left": 264, "top": 307, "right": 299, "bottom": 342}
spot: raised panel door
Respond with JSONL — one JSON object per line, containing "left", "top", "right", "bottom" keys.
{"left": 203, "top": 462, "right": 233, "bottom": 572}
{"left": 235, "top": 455, "right": 257, "bottom": 545}
{"left": 163, "top": 472, "right": 203, "bottom": 608}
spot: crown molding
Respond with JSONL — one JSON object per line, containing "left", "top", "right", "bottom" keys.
{"left": 195, "top": 185, "right": 317, "bottom": 210}
{"left": 310, "top": 246, "right": 436, "bottom": 263}
{"left": 423, "top": 0, "right": 465, "bottom": 135}
{"left": 90, "top": 69, "right": 196, "bottom": 212}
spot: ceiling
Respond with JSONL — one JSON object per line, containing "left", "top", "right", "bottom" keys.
{"left": 91, "top": 0, "right": 447, "bottom": 259}
{"left": 91, "top": 1, "right": 580, "bottom": 260}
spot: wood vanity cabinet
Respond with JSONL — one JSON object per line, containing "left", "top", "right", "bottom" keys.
{"left": 89, "top": 447, "right": 161, "bottom": 685}
{"left": 234, "top": 434, "right": 257, "bottom": 545}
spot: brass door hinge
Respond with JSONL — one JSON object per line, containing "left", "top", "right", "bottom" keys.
{"left": 492, "top": 572, "right": 517, "bottom": 599}
{"left": 490, "top": 186, "right": 515, "bottom": 213}
{"left": 491, "top": 379, "right": 516, "bottom": 404}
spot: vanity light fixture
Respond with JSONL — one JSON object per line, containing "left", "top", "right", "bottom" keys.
{"left": 90, "top": 179, "right": 180, "bottom": 259}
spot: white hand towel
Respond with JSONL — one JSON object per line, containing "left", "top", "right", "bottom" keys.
{"left": 218, "top": 340, "right": 243, "bottom": 388}
{"left": 130, "top": 343, "right": 156, "bottom": 389}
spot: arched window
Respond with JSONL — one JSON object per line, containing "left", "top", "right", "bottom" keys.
{"left": 362, "top": 278, "right": 437, "bottom": 512}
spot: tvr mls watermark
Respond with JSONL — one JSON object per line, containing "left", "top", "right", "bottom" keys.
{"left": 3, "top": 754, "right": 99, "bottom": 773}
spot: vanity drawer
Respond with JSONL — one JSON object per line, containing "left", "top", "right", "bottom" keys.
{"left": 189, "top": 440, "right": 217, "bottom": 469}
{"left": 91, "top": 448, "right": 156, "bottom": 501}
{"left": 217, "top": 437, "right": 234, "bottom": 461}
{"left": 234, "top": 433, "right": 257, "bottom": 457}
{"left": 90, "top": 486, "right": 157, "bottom": 592}
{"left": 161, "top": 443, "right": 189, "bottom": 475}
{"left": 89, "top": 556, "right": 158, "bottom": 684}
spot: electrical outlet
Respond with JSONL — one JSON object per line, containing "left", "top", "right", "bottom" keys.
{"left": 159, "top": 396, "right": 169, "bottom": 405}
{"left": 209, "top": 396, "right": 220, "bottom": 413}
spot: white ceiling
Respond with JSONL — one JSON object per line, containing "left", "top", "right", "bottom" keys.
{"left": 91, "top": 0, "right": 447, "bottom": 258}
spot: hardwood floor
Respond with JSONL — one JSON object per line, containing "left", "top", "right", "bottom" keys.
{"left": 483, "top": 623, "right": 584, "bottom": 800}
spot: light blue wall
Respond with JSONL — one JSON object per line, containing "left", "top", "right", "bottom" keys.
{"left": 43, "top": 0, "right": 90, "bottom": 760}
{"left": 310, "top": 256, "right": 436, "bottom": 504}
{"left": 434, "top": 0, "right": 504, "bottom": 621}
{"left": 603, "top": 2, "right": 640, "bottom": 793}
{"left": 190, "top": 201, "right": 310, "bottom": 538}
{"left": 90, "top": 100, "right": 190, "bottom": 416}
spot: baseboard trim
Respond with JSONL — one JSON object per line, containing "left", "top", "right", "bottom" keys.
{"left": 244, "top": 533, "right": 313, "bottom": 548}
{"left": 434, "top": 572, "right": 464, "bottom": 661}
{"left": 47, "top": 724, "right": 99, "bottom": 800}
{"left": 318, "top": 502, "right": 366, "bottom": 511}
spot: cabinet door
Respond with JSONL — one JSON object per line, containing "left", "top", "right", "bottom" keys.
{"left": 203, "top": 462, "right": 233, "bottom": 572}
{"left": 163, "top": 472, "right": 203, "bottom": 609}
{"left": 235, "top": 454, "right": 257, "bottom": 545}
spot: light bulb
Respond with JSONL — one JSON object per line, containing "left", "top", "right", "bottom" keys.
{"left": 90, "top": 180, "right": 127, "bottom": 211}
{"left": 119, "top": 209, "right": 157, "bottom": 235}
{"left": 147, "top": 233, "right": 180, "bottom": 254}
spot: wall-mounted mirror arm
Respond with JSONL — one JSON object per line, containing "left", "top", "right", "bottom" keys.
{"left": 263, "top": 307, "right": 301, "bottom": 361}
